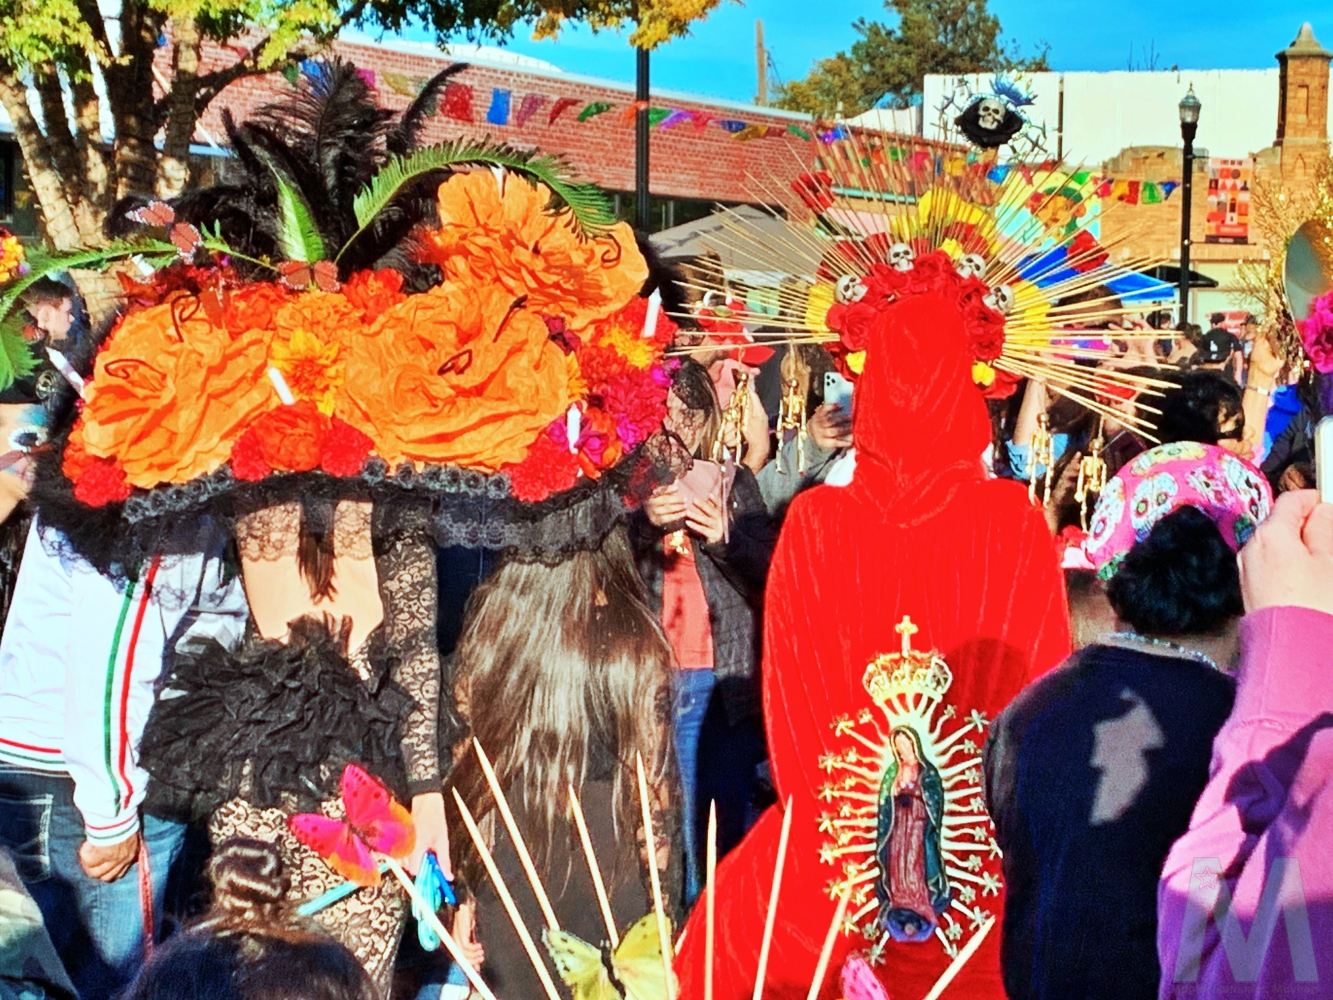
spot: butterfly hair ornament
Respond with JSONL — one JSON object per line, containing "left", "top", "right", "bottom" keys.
{"left": 287, "top": 764, "right": 495, "bottom": 1000}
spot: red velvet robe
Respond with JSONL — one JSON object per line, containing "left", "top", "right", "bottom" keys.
{"left": 675, "top": 289, "right": 1071, "bottom": 999}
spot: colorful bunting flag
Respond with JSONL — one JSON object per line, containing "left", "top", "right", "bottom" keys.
{"left": 516, "top": 93, "right": 547, "bottom": 127}
{"left": 382, "top": 72, "right": 423, "bottom": 97}
{"left": 549, "top": 97, "right": 579, "bottom": 124}
{"left": 817, "top": 125, "right": 849, "bottom": 143}
{"left": 689, "top": 111, "right": 716, "bottom": 133}
{"left": 647, "top": 107, "right": 672, "bottom": 128}
{"left": 357, "top": 68, "right": 377, "bottom": 90}
{"left": 486, "top": 88, "right": 511, "bottom": 126}
{"left": 987, "top": 163, "right": 1012, "bottom": 184}
{"left": 618, "top": 100, "right": 650, "bottom": 125}
{"left": 732, "top": 124, "right": 768, "bottom": 141}
{"left": 787, "top": 124, "right": 812, "bottom": 140}
{"left": 659, "top": 110, "right": 691, "bottom": 130}
{"left": 1141, "top": 181, "right": 1163, "bottom": 205}
{"left": 718, "top": 119, "right": 747, "bottom": 133}
{"left": 1162, "top": 180, "right": 1180, "bottom": 198}
{"left": 577, "top": 101, "right": 614, "bottom": 122}
{"left": 282, "top": 64, "right": 300, "bottom": 86}
{"left": 442, "top": 83, "right": 474, "bottom": 122}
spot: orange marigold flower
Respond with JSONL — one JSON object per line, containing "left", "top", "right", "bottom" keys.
{"left": 269, "top": 327, "right": 344, "bottom": 415}
{"left": 421, "top": 171, "right": 649, "bottom": 331}
{"left": 565, "top": 351, "right": 587, "bottom": 399}
{"left": 251, "top": 402, "right": 328, "bottom": 472}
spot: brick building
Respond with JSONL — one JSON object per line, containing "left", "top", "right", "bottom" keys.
{"left": 188, "top": 35, "right": 822, "bottom": 232}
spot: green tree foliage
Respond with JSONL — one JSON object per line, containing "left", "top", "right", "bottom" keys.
{"left": 774, "top": 0, "right": 1049, "bottom": 116}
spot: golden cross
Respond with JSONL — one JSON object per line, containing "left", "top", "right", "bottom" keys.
{"left": 896, "top": 616, "right": 919, "bottom": 655}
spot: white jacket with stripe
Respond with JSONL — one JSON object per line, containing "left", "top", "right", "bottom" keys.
{"left": 0, "top": 517, "right": 248, "bottom": 844}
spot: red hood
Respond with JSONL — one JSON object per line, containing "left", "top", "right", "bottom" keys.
{"left": 850, "top": 288, "right": 992, "bottom": 518}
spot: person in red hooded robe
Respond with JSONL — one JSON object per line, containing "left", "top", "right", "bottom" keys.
{"left": 675, "top": 278, "right": 1071, "bottom": 1000}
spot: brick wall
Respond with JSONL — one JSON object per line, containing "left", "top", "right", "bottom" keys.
{"left": 186, "top": 38, "right": 830, "bottom": 208}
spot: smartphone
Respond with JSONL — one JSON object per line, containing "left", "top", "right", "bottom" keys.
{"left": 1317, "top": 416, "right": 1333, "bottom": 504}
{"left": 824, "top": 371, "right": 854, "bottom": 413}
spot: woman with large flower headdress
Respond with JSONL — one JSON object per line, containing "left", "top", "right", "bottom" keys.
{"left": 18, "top": 61, "right": 680, "bottom": 988}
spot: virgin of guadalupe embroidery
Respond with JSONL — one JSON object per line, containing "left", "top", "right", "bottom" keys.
{"left": 818, "top": 617, "right": 1000, "bottom": 964}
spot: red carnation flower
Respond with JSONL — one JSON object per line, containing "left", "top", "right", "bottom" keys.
{"left": 320, "top": 418, "right": 374, "bottom": 477}
{"left": 251, "top": 402, "right": 329, "bottom": 472}
{"left": 342, "top": 268, "right": 406, "bottom": 322}
{"left": 577, "top": 344, "right": 632, "bottom": 390}
{"left": 504, "top": 432, "right": 580, "bottom": 502}
{"left": 980, "top": 368, "right": 1022, "bottom": 400}
{"left": 229, "top": 428, "right": 272, "bottom": 481}
{"left": 73, "top": 458, "right": 132, "bottom": 507}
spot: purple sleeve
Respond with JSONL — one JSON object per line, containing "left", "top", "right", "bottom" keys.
{"left": 1158, "top": 606, "right": 1333, "bottom": 998}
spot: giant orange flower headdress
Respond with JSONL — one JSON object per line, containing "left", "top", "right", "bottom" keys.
{"left": 22, "top": 61, "right": 678, "bottom": 571}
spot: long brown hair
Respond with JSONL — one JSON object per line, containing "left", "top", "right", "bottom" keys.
{"left": 446, "top": 527, "right": 673, "bottom": 883}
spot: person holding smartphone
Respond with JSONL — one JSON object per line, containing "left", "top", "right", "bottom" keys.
{"left": 630, "top": 359, "right": 778, "bottom": 903}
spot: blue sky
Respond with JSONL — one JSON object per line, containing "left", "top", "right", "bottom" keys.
{"left": 386, "top": 1, "right": 1328, "bottom": 105}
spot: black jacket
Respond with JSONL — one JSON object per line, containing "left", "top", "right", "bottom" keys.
{"left": 630, "top": 466, "right": 776, "bottom": 725}
{"left": 984, "top": 644, "right": 1235, "bottom": 1000}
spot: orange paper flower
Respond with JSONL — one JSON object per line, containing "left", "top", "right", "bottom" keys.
{"left": 422, "top": 172, "right": 648, "bottom": 331}
{"left": 269, "top": 328, "right": 344, "bottom": 415}
{"left": 340, "top": 280, "right": 570, "bottom": 470}
{"left": 77, "top": 301, "right": 276, "bottom": 488}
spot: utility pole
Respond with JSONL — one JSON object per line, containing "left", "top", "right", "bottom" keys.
{"left": 635, "top": 46, "right": 650, "bottom": 230}
{"left": 755, "top": 20, "right": 767, "bottom": 105}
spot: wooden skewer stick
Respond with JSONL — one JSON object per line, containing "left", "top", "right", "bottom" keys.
{"left": 752, "top": 798, "right": 793, "bottom": 1000}
{"left": 382, "top": 856, "right": 498, "bottom": 1000}
{"left": 450, "top": 790, "right": 562, "bottom": 1000}
{"left": 636, "top": 752, "right": 676, "bottom": 1000}
{"left": 473, "top": 739, "right": 561, "bottom": 932}
{"left": 805, "top": 884, "right": 852, "bottom": 1000}
{"left": 921, "top": 915, "right": 997, "bottom": 1000}
{"left": 705, "top": 801, "right": 717, "bottom": 1000}
{"left": 568, "top": 781, "right": 619, "bottom": 949}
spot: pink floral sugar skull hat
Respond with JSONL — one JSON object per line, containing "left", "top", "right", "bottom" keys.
{"left": 1084, "top": 441, "right": 1273, "bottom": 581}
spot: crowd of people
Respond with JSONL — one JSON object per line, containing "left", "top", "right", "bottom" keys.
{"left": 1, "top": 63, "right": 1331, "bottom": 1000}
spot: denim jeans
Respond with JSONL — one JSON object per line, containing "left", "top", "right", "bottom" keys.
{"left": 673, "top": 669, "right": 716, "bottom": 905}
{"left": 0, "top": 765, "right": 185, "bottom": 1000}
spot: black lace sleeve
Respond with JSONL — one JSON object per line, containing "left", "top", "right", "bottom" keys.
{"left": 377, "top": 523, "right": 443, "bottom": 795}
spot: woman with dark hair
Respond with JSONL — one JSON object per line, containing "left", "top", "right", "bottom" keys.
{"left": 443, "top": 526, "right": 678, "bottom": 999}
{"left": 122, "top": 839, "right": 377, "bottom": 1000}
{"left": 985, "top": 442, "right": 1272, "bottom": 1000}
{"left": 1151, "top": 369, "right": 1245, "bottom": 451}
{"left": 630, "top": 358, "right": 777, "bottom": 904}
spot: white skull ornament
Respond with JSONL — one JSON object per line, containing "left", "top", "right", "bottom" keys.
{"left": 984, "top": 283, "right": 1015, "bottom": 315}
{"left": 976, "top": 98, "right": 1006, "bottom": 132}
{"left": 835, "top": 274, "right": 867, "bottom": 304}
{"left": 888, "top": 242, "right": 915, "bottom": 272}
{"left": 956, "top": 254, "right": 987, "bottom": 281}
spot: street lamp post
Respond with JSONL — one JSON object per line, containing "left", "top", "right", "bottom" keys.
{"left": 635, "top": 47, "right": 650, "bottom": 230}
{"left": 1178, "top": 86, "right": 1201, "bottom": 325}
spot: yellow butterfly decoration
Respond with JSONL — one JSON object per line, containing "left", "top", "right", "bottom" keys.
{"left": 543, "top": 913, "right": 673, "bottom": 1000}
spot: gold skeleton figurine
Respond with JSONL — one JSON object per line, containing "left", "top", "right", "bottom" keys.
{"left": 1075, "top": 431, "right": 1108, "bottom": 529}
{"left": 713, "top": 370, "right": 752, "bottom": 463}
{"left": 1028, "top": 412, "right": 1055, "bottom": 507}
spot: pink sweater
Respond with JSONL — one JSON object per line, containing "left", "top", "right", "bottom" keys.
{"left": 1157, "top": 606, "right": 1333, "bottom": 998}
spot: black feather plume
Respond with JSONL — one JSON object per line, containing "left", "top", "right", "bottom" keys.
{"left": 386, "top": 63, "right": 469, "bottom": 156}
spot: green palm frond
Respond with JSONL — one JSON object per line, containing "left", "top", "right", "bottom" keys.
{"left": 342, "top": 139, "right": 617, "bottom": 260}
{"left": 0, "top": 315, "right": 35, "bottom": 388}
{"left": 249, "top": 151, "right": 327, "bottom": 263}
